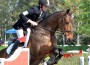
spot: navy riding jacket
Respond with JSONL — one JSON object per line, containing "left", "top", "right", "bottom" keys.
{"left": 13, "top": 6, "right": 49, "bottom": 30}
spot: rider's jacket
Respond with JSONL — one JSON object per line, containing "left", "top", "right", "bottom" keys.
{"left": 13, "top": 6, "right": 49, "bottom": 30}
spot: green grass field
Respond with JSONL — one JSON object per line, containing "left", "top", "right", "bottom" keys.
{"left": 44, "top": 53, "right": 90, "bottom": 65}
{"left": 57, "top": 45, "right": 89, "bottom": 52}
{"left": 0, "top": 46, "right": 7, "bottom": 50}
{"left": 57, "top": 54, "right": 89, "bottom": 65}
{"left": 56, "top": 45, "right": 90, "bottom": 65}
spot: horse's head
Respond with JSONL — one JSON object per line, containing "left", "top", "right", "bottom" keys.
{"left": 58, "top": 9, "right": 74, "bottom": 42}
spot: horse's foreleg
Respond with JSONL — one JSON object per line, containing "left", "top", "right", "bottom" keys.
{"left": 47, "top": 48, "right": 64, "bottom": 65}
{"left": 54, "top": 48, "right": 64, "bottom": 64}
{"left": 30, "top": 60, "right": 40, "bottom": 65}
{"left": 30, "top": 57, "right": 44, "bottom": 65}
{"left": 47, "top": 54, "right": 56, "bottom": 65}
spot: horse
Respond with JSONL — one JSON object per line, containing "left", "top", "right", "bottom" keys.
{"left": 28, "top": 9, "right": 74, "bottom": 65}
{"left": 0, "top": 9, "right": 74, "bottom": 65}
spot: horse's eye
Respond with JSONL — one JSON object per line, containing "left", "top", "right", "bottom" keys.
{"left": 65, "top": 22, "right": 69, "bottom": 24}
{"left": 64, "top": 18, "right": 69, "bottom": 24}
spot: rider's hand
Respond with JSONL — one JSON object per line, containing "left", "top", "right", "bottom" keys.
{"left": 31, "top": 21, "right": 38, "bottom": 26}
{"left": 27, "top": 19, "right": 38, "bottom": 26}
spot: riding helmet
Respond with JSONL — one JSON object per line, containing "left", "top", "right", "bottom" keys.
{"left": 39, "top": 0, "right": 50, "bottom": 7}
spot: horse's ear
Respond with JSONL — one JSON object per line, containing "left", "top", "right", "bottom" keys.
{"left": 64, "top": 9, "right": 70, "bottom": 16}
{"left": 66, "top": 9, "right": 70, "bottom": 14}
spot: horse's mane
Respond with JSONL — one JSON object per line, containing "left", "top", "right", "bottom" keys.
{"left": 39, "top": 11, "right": 63, "bottom": 24}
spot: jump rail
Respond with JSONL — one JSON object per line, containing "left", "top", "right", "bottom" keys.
{"left": 0, "top": 48, "right": 30, "bottom": 65}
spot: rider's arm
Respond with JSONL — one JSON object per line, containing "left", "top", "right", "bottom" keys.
{"left": 19, "top": 8, "right": 34, "bottom": 23}
{"left": 19, "top": 8, "right": 37, "bottom": 26}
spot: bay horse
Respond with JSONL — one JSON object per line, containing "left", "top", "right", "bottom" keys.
{"left": 28, "top": 9, "right": 74, "bottom": 65}
{"left": 0, "top": 9, "right": 74, "bottom": 65}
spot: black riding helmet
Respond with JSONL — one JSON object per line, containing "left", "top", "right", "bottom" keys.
{"left": 39, "top": 0, "right": 50, "bottom": 7}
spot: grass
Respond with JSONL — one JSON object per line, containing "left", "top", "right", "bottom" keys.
{"left": 45, "top": 53, "right": 90, "bottom": 65}
{"left": 55, "top": 45, "right": 89, "bottom": 65}
{"left": 57, "top": 45, "right": 89, "bottom": 52}
{"left": 0, "top": 46, "right": 7, "bottom": 50}
{"left": 58, "top": 54, "right": 90, "bottom": 65}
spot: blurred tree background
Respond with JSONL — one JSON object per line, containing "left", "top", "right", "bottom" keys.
{"left": 0, "top": 0, "right": 90, "bottom": 45}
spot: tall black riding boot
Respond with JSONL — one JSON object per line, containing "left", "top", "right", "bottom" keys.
{"left": 10, "top": 40, "right": 20, "bottom": 55}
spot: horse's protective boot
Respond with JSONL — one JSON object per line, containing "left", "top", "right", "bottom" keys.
{"left": 53, "top": 48, "right": 64, "bottom": 56}
{"left": 47, "top": 48, "right": 64, "bottom": 65}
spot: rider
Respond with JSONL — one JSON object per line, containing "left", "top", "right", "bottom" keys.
{"left": 10, "top": 0, "right": 50, "bottom": 54}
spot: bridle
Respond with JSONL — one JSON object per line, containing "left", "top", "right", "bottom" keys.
{"left": 58, "top": 14, "right": 73, "bottom": 33}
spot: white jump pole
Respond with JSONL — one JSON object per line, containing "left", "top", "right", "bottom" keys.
{"left": 88, "top": 56, "right": 90, "bottom": 65}
{"left": 88, "top": 46, "right": 90, "bottom": 65}
{"left": 80, "top": 56, "right": 84, "bottom": 65}
{"left": 0, "top": 58, "right": 4, "bottom": 65}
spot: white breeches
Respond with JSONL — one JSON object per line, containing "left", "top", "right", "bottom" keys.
{"left": 16, "top": 29, "right": 24, "bottom": 38}
{"left": 16, "top": 28, "right": 31, "bottom": 47}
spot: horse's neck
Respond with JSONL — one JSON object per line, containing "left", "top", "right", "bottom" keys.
{"left": 39, "top": 12, "right": 61, "bottom": 33}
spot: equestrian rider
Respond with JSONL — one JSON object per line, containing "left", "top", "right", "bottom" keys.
{"left": 10, "top": 0, "right": 50, "bottom": 54}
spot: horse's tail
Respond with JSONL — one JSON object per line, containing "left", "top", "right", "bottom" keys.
{"left": 0, "top": 48, "right": 8, "bottom": 58}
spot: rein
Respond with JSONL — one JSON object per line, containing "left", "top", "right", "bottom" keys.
{"left": 36, "top": 26, "right": 73, "bottom": 33}
{"left": 35, "top": 20, "right": 55, "bottom": 32}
